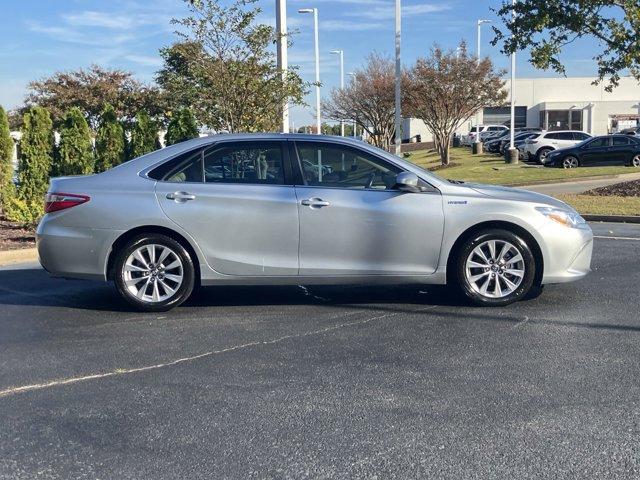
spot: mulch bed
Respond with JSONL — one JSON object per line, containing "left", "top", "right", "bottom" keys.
{"left": 0, "top": 217, "right": 36, "bottom": 251}
{"left": 584, "top": 179, "right": 640, "bottom": 197}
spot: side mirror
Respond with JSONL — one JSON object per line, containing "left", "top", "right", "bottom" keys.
{"left": 394, "top": 171, "right": 423, "bottom": 193}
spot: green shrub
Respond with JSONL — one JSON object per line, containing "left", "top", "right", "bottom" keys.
{"left": 130, "top": 111, "right": 157, "bottom": 158}
{"left": 15, "top": 106, "right": 53, "bottom": 219}
{"left": 54, "top": 107, "right": 94, "bottom": 176}
{"left": 0, "top": 105, "right": 14, "bottom": 212}
{"left": 95, "top": 104, "right": 125, "bottom": 172}
{"left": 3, "top": 195, "right": 43, "bottom": 226}
{"left": 165, "top": 108, "right": 199, "bottom": 146}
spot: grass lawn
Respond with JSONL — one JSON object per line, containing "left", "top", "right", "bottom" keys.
{"left": 556, "top": 195, "right": 640, "bottom": 216}
{"left": 406, "top": 147, "right": 634, "bottom": 186}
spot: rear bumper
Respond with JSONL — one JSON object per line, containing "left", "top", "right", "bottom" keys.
{"left": 37, "top": 215, "right": 122, "bottom": 281}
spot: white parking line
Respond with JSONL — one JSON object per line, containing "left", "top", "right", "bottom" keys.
{"left": 594, "top": 235, "right": 640, "bottom": 241}
{"left": 0, "top": 311, "right": 393, "bottom": 399}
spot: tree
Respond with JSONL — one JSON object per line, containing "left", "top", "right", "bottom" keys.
{"left": 5, "top": 106, "right": 54, "bottom": 224}
{"left": 493, "top": 0, "right": 640, "bottom": 91}
{"left": 322, "top": 54, "right": 396, "bottom": 149}
{"left": 165, "top": 108, "right": 199, "bottom": 146}
{"left": 26, "top": 65, "right": 165, "bottom": 128}
{"left": 157, "top": 0, "right": 307, "bottom": 132}
{"left": 95, "top": 104, "right": 125, "bottom": 172}
{"left": 54, "top": 108, "right": 94, "bottom": 176}
{"left": 130, "top": 111, "right": 157, "bottom": 158}
{"left": 405, "top": 44, "right": 507, "bottom": 165}
{"left": 0, "top": 106, "right": 14, "bottom": 212}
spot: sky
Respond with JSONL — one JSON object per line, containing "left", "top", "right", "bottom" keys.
{"left": 1, "top": 0, "right": 606, "bottom": 127}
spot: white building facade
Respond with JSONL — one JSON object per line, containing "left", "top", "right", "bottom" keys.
{"left": 403, "top": 76, "right": 640, "bottom": 143}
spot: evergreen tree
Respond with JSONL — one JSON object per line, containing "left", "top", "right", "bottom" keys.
{"left": 165, "top": 108, "right": 199, "bottom": 146}
{"left": 130, "top": 111, "right": 157, "bottom": 158}
{"left": 5, "top": 106, "right": 54, "bottom": 224}
{"left": 0, "top": 106, "right": 14, "bottom": 212}
{"left": 55, "top": 107, "right": 93, "bottom": 176}
{"left": 95, "top": 104, "right": 125, "bottom": 172}
{"left": 17, "top": 106, "right": 53, "bottom": 202}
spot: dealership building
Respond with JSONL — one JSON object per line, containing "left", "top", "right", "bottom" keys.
{"left": 402, "top": 76, "right": 640, "bottom": 143}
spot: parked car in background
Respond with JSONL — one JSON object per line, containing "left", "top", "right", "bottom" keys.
{"left": 622, "top": 126, "right": 640, "bottom": 136}
{"left": 523, "top": 130, "right": 592, "bottom": 163}
{"left": 37, "top": 134, "right": 593, "bottom": 311}
{"left": 462, "top": 125, "right": 508, "bottom": 145}
{"left": 484, "top": 130, "right": 542, "bottom": 154}
{"left": 543, "top": 135, "right": 640, "bottom": 168}
{"left": 499, "top": 131, "right": 542, "bottom": 155}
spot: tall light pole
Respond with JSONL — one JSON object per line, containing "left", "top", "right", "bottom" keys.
{"left": 507, "top": 0, "right": 518, "bottom": 163}
{"left": 348, "top": 72, "right": 357, "bottom": 138}
{"left": 394, "top": 0, "right": 401, "bottom": 155}
{"left": 276, "top": 0, "right": 288, "bottom": 133}
{"left": 299, "top": 8, "right": 321, "bottom": 134}
{"left": 330, "top": 49, "right": 344, "bottom": 136}
{"left": 474, "top": 19, "right": 491, "bottom": 152}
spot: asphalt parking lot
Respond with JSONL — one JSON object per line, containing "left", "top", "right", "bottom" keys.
{"left": 1, "top": 222, "right": 639, "bottom": 479}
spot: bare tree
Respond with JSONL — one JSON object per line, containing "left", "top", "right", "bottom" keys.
{"left": 322, "top": 54, "right": 396, "bottom": 149}
{"left": 405, "top": 43, "right": 507, "bottom": 165}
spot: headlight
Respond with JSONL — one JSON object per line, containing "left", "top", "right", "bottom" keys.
{"left": 536, "top": 206, "right": 588, "bottom": 229}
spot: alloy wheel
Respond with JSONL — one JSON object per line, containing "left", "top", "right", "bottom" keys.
{"left": 465, "top": 240, "right": 525, "bottom": 299}
{"left": 563, "top": 156, "right": 579, "bottom": 168}
{"left": 122, "top": 244, "right": 184, "bottom": 303}
{"left": 632, "top": 155, "right": 640, "bottom": 167}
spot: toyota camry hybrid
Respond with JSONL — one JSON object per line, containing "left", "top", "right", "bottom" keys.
{"left": 37, "top": 134, "right": 593, "bottom": 311}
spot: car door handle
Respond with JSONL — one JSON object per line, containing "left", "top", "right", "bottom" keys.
{"left": 301, "top": 197, "right": 331, "bottom": 208}
{"left": 166, "top": 191, "right": 196, "bottom": 202}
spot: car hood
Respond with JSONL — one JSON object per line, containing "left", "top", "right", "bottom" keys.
{"left": 457, "top": 182, "right": 573, "bottom": 210}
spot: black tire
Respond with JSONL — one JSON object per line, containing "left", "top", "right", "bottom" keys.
{"left": 114, "top": 233, "right": 195, "bottom": 312}
{"left": 454, "top": 229, "right": 537, "bottom": 307}
{"left": 562, "top": 155, "right": 580, "bottom": 169}
{"left": 536, "top": 147, "right": 553, "bottom": 163}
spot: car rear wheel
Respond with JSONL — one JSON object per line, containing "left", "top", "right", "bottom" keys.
{"left": 455, "top": 229, "right": 536, "bottom": 307}
{"left": 537, "top": 147, "right": 553, "bottom": 163}
{"left": 114, "top": 234, "right": 195, "bottom": 312}
{"left": 631, "top": 154, "right": 640, "bottom": 167}
{"left": 562, "top": 156, "right": 580, "bottom": 169}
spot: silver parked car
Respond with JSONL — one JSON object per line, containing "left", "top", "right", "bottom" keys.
{"left": 37, "top": 134, "right": 593, "bottom": 311}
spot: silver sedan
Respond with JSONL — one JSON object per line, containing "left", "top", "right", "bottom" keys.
{"left": 37, "top": 134, "right": 593, "bottom": 311}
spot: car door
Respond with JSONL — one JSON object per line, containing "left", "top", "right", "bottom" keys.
{"left": 611, "top": 136, "right": 633, "bottom": 164}
{"left": 580, "top": 137, "right": 610, "bottom": 166}
{"left": 292, "top": 140, "right": 444, "bottom": 276}
{"left": 556, "top": 131, "right": 577, "bottom": 149}
{"left": 154, "top": 140, "right": 300, "bottom": 276}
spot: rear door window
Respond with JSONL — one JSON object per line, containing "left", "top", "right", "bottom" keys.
{"left": 613, "top": 136, "right": 630, "bottom": 146}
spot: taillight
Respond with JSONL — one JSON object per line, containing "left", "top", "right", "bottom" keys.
{"left": 45, "top": 192, "right": 90, "bottom": 213}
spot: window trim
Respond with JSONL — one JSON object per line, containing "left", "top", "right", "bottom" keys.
{"left": 290, "top": 139, "right": 437, "bottom": 193}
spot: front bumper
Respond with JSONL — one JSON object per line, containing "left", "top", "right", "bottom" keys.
{"left": 539, "top": 222, "right": 593, "bottom": 284}
{"left": 37, "top": 215, "right": 122, "bottom": 281}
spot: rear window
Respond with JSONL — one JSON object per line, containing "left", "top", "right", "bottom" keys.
{"left": 573, "top": 132, "right": 591, "bottom": 141}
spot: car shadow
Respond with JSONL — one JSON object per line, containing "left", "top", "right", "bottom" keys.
{"left": 0, "top": 267, "right": 468, "bottom": 312}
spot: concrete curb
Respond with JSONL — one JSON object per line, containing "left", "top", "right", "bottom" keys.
{"left": 0, "top": 247, "right": 38, "bottom": 266}
{"left": 512, "top": 172, "right": 640, "bottom": 188}
{"left": 583, "top": 215, "right": 640, "bottom": 224}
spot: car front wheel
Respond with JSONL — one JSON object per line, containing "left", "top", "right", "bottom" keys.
{"left": 630, "top": 154, "right": 640, "bottom": 167}
{"left": 455, "top": 229, "right": 537, "bottom": 306}
{"left": 114, "top": 234, "right": 195, "bottom": 312}
{"left": 562, "top": 156, "right": 580, "bottom": 169}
